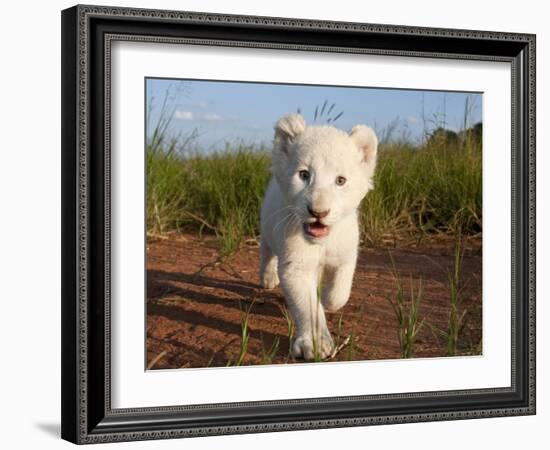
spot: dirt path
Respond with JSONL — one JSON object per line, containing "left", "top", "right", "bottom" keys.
{"left": 146, "top": 234, "right": 482, "bottom": 369}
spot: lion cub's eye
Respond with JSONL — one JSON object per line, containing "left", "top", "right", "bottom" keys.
{"left": 298, "top": 170, "right": 310, "bottom": 181}
{"left": 336, "top": 176, "right": 347, "bottom": 186}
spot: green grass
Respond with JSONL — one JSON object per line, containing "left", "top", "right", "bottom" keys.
{"left": 445, "top": 233, "right": 466, "bottom": 356}
{"left": 147, "top": 137, "right": 481, "bottom": 253}
{"left": 259, "top": 335, "right": 280, "bottom": 365}
{"left": 227, "top": 301, "right": 254, "bottom": 366}
{"left": 147, "top": 145, "right": 271, "bottom": 256}
{"left": 361, "top": 139, "right": 481, "bottom": 245}
{"left": 278, "top": 304, "right": 295, "bottom": 359}
{"left": 427, "top": 232, "right": 469, "bottom": 356}
{"left": 386, "top": 253, "right": 425, "bottom": 359}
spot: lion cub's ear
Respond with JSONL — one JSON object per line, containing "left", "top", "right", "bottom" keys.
{"left": 274, "top": 114, "right": 306, "bottom": 154}
{"left": 350, "top": 125, "right": 378, "bottom": 167}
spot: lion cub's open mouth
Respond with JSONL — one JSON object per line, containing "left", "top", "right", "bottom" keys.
{"left": 304, "top": 221, "right": 330, "bottom": 238}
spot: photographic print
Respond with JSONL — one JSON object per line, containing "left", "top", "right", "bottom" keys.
{"left": 145, "top": 79, "right": 483, "bottom": 369}
{"left": 62, "top": 6, "right": 535, "bottom": 443}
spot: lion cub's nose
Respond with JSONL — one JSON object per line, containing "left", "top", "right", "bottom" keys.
{"left": 307, "top": 206, "right": 330, "bottom": 219}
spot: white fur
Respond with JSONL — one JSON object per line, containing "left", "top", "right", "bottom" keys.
{"left": 260, "top": 114, "right": 378, "bottom": 360}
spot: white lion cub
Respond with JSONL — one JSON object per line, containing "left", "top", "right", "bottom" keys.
{"left": 260, "top": 114, "right": 378, "bottom": 360}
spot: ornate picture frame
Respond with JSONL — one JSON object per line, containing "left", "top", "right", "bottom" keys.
{"left": 61, "top": 4, "right": 536, "bottom": 444}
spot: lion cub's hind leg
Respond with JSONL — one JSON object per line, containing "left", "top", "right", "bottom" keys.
{"left": 260, "top": 239, "right": 279, "bottom": 289}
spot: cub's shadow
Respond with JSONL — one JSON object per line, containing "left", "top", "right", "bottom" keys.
{"left": 147, "top": 269, "right": 286, "bottom": 321}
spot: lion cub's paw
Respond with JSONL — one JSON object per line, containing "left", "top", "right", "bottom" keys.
{"left": 291, "top": 332, "right": 334, "bottom": 361}
{"left": 261, "top": 270, "right": 280, "bottom": 290}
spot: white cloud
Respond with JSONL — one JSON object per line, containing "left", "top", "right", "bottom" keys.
{"left": 202, "top": 113, "right": 223, "bottom": 121}
{"left": 407, "top": 116, "right": 419, "bottom": 125}
{"left": 174, "top": 110, "right": 224, "bottom": 121}
{"left": 175, "top": 110, "right": 194, "bottom": 120}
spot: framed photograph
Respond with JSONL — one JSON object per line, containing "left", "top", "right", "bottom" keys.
{"left": 61, "top": 4, "right": 536, "bottom": 444}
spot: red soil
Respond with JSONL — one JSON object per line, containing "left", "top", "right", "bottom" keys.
{"left": 146, "top": 234, "right": 482, "bottom": 369}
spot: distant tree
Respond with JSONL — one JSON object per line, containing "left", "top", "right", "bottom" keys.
{"left": 467, "top": 122, "right": 483, "bottom": 142}
{"left": 427, "top": 127, "right": 459, "bottom": 147}
{"left": 458, "top": 122, "right": 482, "bottom": 147}
{"left": 427, "top": 122, "right": 482, "bottom": 149}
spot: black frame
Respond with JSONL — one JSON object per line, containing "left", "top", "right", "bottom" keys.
{"left": 61, "top": 4, "right": 536, "bottom": 444}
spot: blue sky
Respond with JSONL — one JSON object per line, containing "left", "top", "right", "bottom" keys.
{"left": 146, "top": 78, "right": 482, "bottom": 152}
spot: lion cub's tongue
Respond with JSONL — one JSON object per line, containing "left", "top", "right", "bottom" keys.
{"left": 306, "top": 221, "right": 329, "bottom": 238}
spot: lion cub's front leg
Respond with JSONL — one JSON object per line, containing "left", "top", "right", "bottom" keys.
{"left": 321, "top": 260, "right": 356, "bottom": 313}
{"left": 259, "top": 238, "right": 279, "bottom": 289}
{"left": 279, "top": 262, "right": 334, "bottom": 360}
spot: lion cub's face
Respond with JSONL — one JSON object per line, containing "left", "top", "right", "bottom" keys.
{"left": 272, "top": 114, "right": 378, "bottom": 241}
